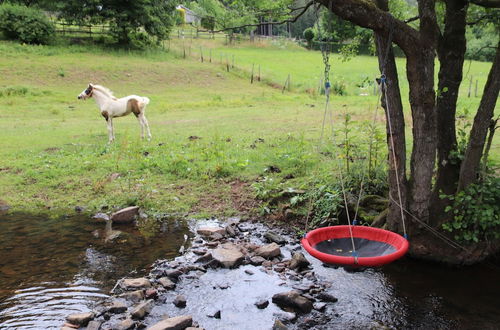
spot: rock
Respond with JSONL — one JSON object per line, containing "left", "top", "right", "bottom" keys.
{"left": 272, "top": 319, "right": 288, "bottom": 330}
{"left": 0, "top": 200, "right": 10, "bottom": 213}
{"left": 173, "top": 295, "right": 187, "bottom": 308}
{"left": 196, "top": 226, "right": 226, "bottom": 237}
{"left": 104, "top": 230, "right": 123, "bottom": 242}
{"left": 75, "top": 205, "right": 84, "bottom": 213}
{"left": 62, "top": 323, "right": 79, "bottom": 329}
{"left": 145, "top": 288, "right": 158, "bottom": 299}
{"left": 120, "top": 290, "right": 145, "bottom": 302}
{"left": 107, "top": 300, "right": 127, "bottom": 313}
{"left": 191, "top": 248, "right": 207, "bottom": 255}
{"left": 86, "top": 320, "right": 102, "bottom": 330}
{"left": 244, "top": 269, "right": 254, "bottom": 275}
{"left": 316, "top": 292, "right": 338, "bottom": 303}
{"left": 289, "top": 252, "right": 310, "bottom": 270}
{"left": 121, "top": 278, "right": 151, "bottom": 290}
{"left": 273, "top": 311, "right": 296, "bottom": 322}
{"left": 131, "top": 299, "right": 154, "bottom": 319}
{"left": 314, "top": 302, "right": 327, "bottom": 311}
{"left": 225, "top": 225, "right": 237, "bottom": 237}
{"left": 249, "top": 256, "right": 266, "bottom": 265}
{"left": 92, "top": 213, "right": 109, "bottom": 222}
{"left": 164, "top": 269, "right": 183, "bottom": 282}
{"left": 111, "top": 206, "right": 139, "bottom": 224}
{"left": 65, "top": 312, "right": 94, "bottom": 326}
{"left": 116, "top": 318, "right": 135, "bottom": 330}
{"left": 158, "top": 277, "right": 176, "bottom": 290}
{"left": 264, "top": 231, "right": 286, "bottom": 245}
{"left": 272, "top": 290, "right": 313, "bottom": 313}
{"left": 207, "top": 310, "right": 221, "bottom": 319}
{"left": 255, "top": 299, "right": 269, "bottom": 309}
{"left": 211, "top": 244, "right": 244, "bottom": 268}
{"left": 148, "top": 315, "right": 193, "bottom": 330}
{"left": 195, "top": 252, "right": 213, "bottom": 263}
{"left": 255, "top": 243, "right": 281, "bottom": 259}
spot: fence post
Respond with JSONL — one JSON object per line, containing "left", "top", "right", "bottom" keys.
{"left": 475, "top": 79, "right": 478, "bottom": 97}
{"left": 251, "top": 63, "right": 255, "bottom": 84}
{"left": 258, "top": 65, "right": 261, "bottom": 81}
{"left": 209, "top": 49, "right": 212, "bottom": 63}
{"left": 232, "top": 55, "right": 235, "bottom": 68}
{"left": 200, "top": 47, "right": 204, "bottom": 62}
{"left": 226, "top": 55, "right": 230, "bottom": 72}
{"left": 468, "top": 75, "right": 473, "bottom": 98}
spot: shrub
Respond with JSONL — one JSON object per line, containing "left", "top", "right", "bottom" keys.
{"left": 0, "top": 3, "right": 55, "bottom": 44}
{"left": 303, "top": 27, "right": 315, "bottom": 49}
{"left": 442, "top": 177, "right": 500, "bottom": 243}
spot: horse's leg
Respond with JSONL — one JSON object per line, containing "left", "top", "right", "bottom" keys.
{"left": 141, "top": 113, "right": 152, "bottom": 140}
{"left": 136, "top": 114, "right": 145, "bottom": 139}
{"left": 108, "top": 117, "right": 114, "bottom": 143}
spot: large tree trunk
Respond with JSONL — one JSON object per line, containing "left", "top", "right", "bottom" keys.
{"left": 458, "top": 38, "right": 500, "bottom": 190}
{"left": 431, "top": 0, "right": 468, "bottom": 225}
{"left": 373, "top": 0, "right": 408, "bottom": 235}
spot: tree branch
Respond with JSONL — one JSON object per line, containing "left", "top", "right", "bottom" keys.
{"left": 469, "top": 0, "right": 500, "bottom": 8}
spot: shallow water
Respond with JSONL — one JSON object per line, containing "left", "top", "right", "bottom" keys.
{"left": 0, "top": 214, "right": 499, "bottom": 329}
{"left": 0, "top": 213, "right": 190, "bottom": 329}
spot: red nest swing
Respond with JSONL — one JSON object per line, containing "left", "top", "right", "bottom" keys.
{"left": 301, "top": 225, "right": 409, "bottom": 267}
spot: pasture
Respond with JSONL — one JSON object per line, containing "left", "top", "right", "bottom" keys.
{"left": 0, "top": 39, "right": 495, "bottom": 217}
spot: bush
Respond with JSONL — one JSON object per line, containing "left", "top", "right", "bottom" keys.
{"left": 0, "top": 3, "right": 55, "bottom": 44}
{"left": 303, "top": 27, "right": 315, "bottom": 49}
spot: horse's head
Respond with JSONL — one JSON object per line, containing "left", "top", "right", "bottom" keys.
{"left": 78, "top": 84, "right": 94, "bottom": 100}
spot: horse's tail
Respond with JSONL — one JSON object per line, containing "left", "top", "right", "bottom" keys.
{"left": 142, "top": 97, "right": 150, "bottom": 105}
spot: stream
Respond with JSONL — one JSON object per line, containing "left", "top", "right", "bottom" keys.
{"left": 0, "top": 213, "right": 499, "bottom": 329}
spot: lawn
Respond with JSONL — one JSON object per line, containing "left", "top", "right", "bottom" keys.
{"left": 0, "top": 38, "right": 497, "bottom": 219}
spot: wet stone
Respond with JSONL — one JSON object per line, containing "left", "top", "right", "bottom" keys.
{"left": 120, "top": 290, "right": 145, "bottom": 302}
{"left": 121, "top": 278, "right": 151, "bottom": 290}
{"left": 250, "top": 256, "right": 266, "bottom": 265}
{"left": 164, "top": 269, "right": 183, "bottom": 282}
{"left": 197, "top": 226, "right": 226, "bottom": 237}
{"left": 116, "top": 318, "right": 135, "bottom": 330}
{"left": 207, "top": 310, "right": 221, "bottom": 319}
{"left": 107, "top": 300, "right": 127, "bottom": 313}
{"left": 148, "top": 315, "right": 193, "bottom": 330}
{"left": 211, "top": 244, "right": 244, "bottom": 268}
{"left": 255, "top": 243, "right": 281, "bottom": 259}
{"left": 289, "top": 252, "right": 310, "bottom": 270}
{"left": 145, "top": 288, "right": 158, "bottom": 299}
{"left": 264, "top": 231, "right": 286, "bottom": 245}
{"left": 272, "top": 290, "right": 313, "bottom": 313}
{"left": 131, "top": 299, "right": 154, "bottom": 319}
{"left": 225, "top": 225, "right": 237, "bottom": 237}
{"left": 274, "top": 311, "right": 297, "bottom": 322}
{"left": 255, "top": 299, "right": 269, "bottom": 309}
{"left": 272, "top": 319, "right": 289, "bottom": 330}
{"left": 195, "top": 252, "right": 213, "bottom": 263}
{"left": 244, "top": 269, "right": 254, "bottom": 275}
{"left": 313, "top": 302, "right": 327, "bottom": 311}
{"left": 191, "top": 248, "right": 207, "bottom": 255}
{"left": 173, "top": 295, "right": 187, "bottom": 308}
{"left": 316, "top": 292, "right": 338, "bottom": 303}
{"left": 111, "top": 206, "right": 139, "bottom": 224}
{"left": 66, "top": 312, "right": 94, "bottom": 326}
{"left": 158, "top": 277, "right": 176, "bottom": 290}
{"left": 86, "top": 320, "right": 102, "bottom": 330}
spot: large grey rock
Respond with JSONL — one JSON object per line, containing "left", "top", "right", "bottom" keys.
{"left": 121, "top": 278, "right": 151, "bottom": 290}
{"left": 86, "top": 320, "right": 102, "bottom": 330}
{"left": 173, "top": 295, "right": 187, "bottom": 308}
{"left": 117, "top": 318, "right": 135, "bottom": 330}
{"left": 120, "top": 290, "right": 145, "bottom": 302}
{"left": 289, "top": 252, "right": 310, "bottom": 270}
{"left": 92, "top": 212, "right": 109, "bottom": 223}
{"left": 65, "top": 312, "right": 94, "bottom": 326}
{"left": 316, "top": 292, "right": 338, "bottom": 303}
{"left": 196, "top": 226, "right": 225, "bottom": 237}
{"left": 148, "top": 315, "right": 193, "bottom": 330}
{"left": 272, "top": 319, "right": 289, "bottom": 330}
{"left": 111, "top": 206, "right": 139, "bottom": 224}
{"left": 272, "top": 290, "right": 313, "bottom": 313}
{"left": 255, "top": 243, "right": 281, "bottom": 259}
{"left": 131, "top": 299, "right": 154, "bottom": 319}
{"left": 107, "top": 300, "right": 127, "bottom": 314}
{"left": 211, "top": 244, "right": 244, "bottom": 268}
{"left": 164, "top": 269, "right": 183, "bottom": 282}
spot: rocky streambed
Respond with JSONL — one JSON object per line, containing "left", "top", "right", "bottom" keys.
{"left": 62, "top": 218, "right": 344, "bottom": 330}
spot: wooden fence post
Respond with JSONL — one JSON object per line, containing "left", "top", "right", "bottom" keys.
{"left": 468, "top": 75, "right": 473, "bottom": 98}
{"left": 258, "top": 65, "right": 261, "bottom": 81}
{"left": 200, "top": 47, "right": 204, "bottom": 62}
{"left": 251, "top": 64, "right": 255, "bottom": 84}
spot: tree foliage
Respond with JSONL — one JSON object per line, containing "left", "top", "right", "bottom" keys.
{"left": 0, "top": 3, "right": 55, "bottom": 44}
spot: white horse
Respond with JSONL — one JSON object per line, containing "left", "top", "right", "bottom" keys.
{"left": 77, "top": 83, "right": 152, "bottom": 142}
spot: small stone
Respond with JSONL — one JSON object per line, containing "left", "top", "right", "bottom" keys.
{"left": 264, "top": 231, "right": 286, "bottom": 245}
{"left": 145, "top": 288, "right": 158, "bottom": 299}
{"left": 272, "top": 290, "right": 313, "bottom": 313}
{"left": 173, "top": 295, "right": 187, "bottom": 308}
{"left": 107, "top": 300, "right": 127, "bottom": 313}
{"left": 207, "top": 310, "right": 221, "bottom": 319}
{"left": 225, "top": 225, "right": 237, "bottom": 237}
{"left": 86, "top": 320, "right": 102, "bottom": 330}
{"left": 316, "top": 292, "right": 338, "bottom": 303}
{"left": 255, "top": 243, "right": 281, "bottom": 259}
{"left": 274, "top": 265, "right": 285, "bottom": 273}
{"left": 197, "top": 226, "right": 226, "bottom": 237}
{"left": 148, "top": 315, "right": 193, "bottom": 330}
{"left": 111, "top": 206, "right": 140, "bottom": 224}
{"left": 255, "top": 299, "right": 269, "bottom": 309}
{"left": 66, "top": 312, "right": 94, "bottom": 326}
{"left": 117, "top": 318, "right": 135, "bottom": 330}
{"left": 211, "top": 244, "right": 244, "bottom": 268}
{"left": 131, "top": 300, "right": 154, "bottom": 319}
{"left": 120, "top": 290, "right": 145, "bottom": 302}
{"left": 272, "top": 319, "right": 288, "bottom": 330}
{"left": 313, "top": 302, "right": 327, "bottom": 311}
{"left": 191, "top": 248, "right": 208, "bottom": 255}
{"left": 244, "top": 269, "right": 254, "bottom": 275}
{"left": 289, "top": 252, "right": 310, "bottom": 270}
{"left": 195, "top": 252, "right": 213, "bottom": 263}
{"left": 164, "top": 269, "right": 183, "bottom": 282}
{"left": 62, "top": 323, "right": 79, "bottom": 329}
{"left": 158, "top": 277, "right": 176, "bottom": 290}
{"left": 250, "top": 256, "right": 266, "bottom": 265}
{"left": 92, "top": 212, "right": 109, "bottom": 222}
{"left": 75, "top": 205, "right": 84, "bottom": 213}
{"left": 274, "top": 311, "right": 296, "bottom": 322}
{"left": 121, "top": 278, "right": 151, "bottom": 290}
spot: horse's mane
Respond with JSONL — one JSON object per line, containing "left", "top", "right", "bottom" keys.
{"left": 93, "top": 85, "right": 117, "bottom": 99}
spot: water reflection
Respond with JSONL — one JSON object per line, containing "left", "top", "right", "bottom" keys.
{"left": 0, "top": 213, "right": 190, "bottom": 329}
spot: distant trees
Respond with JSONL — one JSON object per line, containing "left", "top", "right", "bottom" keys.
{"left": 0, "top": 3, "right": 55, "bottom": 44}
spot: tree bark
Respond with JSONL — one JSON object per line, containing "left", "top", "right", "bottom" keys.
{"left": 458, "top": 38, "right": 500, "bottom": 190}
{"left": 431, "top": 0, "right": 468, "bottom": 225}
{"left": 373, "top": 0, "right": 408, "bottom": 234}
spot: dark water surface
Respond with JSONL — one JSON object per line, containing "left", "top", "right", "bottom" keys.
{"left": 0, "top": 213, "right": 189, "bottom": 329}
{"left": 0, "top": 213, "right": 499, "bottom": 329}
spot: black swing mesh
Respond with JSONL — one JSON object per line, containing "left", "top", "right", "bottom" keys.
{"left": 314, "top": 238, "right": 396, "bottom": 258}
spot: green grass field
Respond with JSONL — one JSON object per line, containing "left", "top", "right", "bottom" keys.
{"left": 0, "top": 38, "right": 496, "bottom": 218}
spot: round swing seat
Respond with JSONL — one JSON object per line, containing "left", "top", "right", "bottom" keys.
{"left": 301, "top": 225, "right": 409, "bottom": 267}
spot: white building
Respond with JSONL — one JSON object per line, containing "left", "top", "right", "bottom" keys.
{"left": 176, "top": 5, "right": 201, "bottom": 25}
